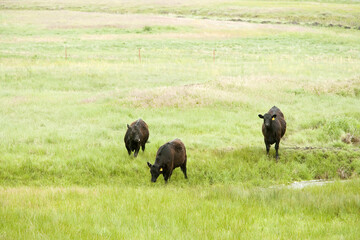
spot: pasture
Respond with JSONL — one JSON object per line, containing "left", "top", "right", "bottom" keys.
{"left": 1, "top": 0, "right": 360, "bottom": 239}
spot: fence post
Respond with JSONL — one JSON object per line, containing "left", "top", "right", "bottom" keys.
{"left": 138, "top": 48, "right": 141, "bottom": 63}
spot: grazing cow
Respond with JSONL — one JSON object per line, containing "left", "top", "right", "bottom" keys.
{"left": 258, "top": 106, "right": 286, "bottom": 160}
{"left": 124, "top": 119, "right": 149, "bottom": 157}
{"left": 147, "top": 139, "right": 187, "bottom": 183}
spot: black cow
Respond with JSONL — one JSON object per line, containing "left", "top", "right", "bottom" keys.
{"left": 124, "top": 119, "right": 149, "bottom": 157}
{"left": 147, "top": 139, "right": 187, "bottom": 183}
{"left": 258, "top": 106, "right": 286, "bottom": 160}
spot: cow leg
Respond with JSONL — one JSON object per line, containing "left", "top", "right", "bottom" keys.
{"left": 134, "top": 146, "right": 140, "bottom": 158}
{"left": 181, "top": 157, "right": 188, "bottom": 179}
{"left": 126, "top": 146, "right": 131, "bottom": 155}
{"left": 141, "top": 143, "right": 146, "bottom": 152}
{"left": 168, "top": 171, "right": 173, "bottom": 181}
{"left": 180, "top": 164, "right": 187, "bottom": 179}
{"left": 164, "top": 170, "right": 173, "bottom": 183}
{"left": 163, "top": 172, "right": 170, "bottom": 183}
{"left": 275, "top": 140, "right": 280, "bottom": 161}
{"left": 265, "top": 140, "right": 270, "bottom": 155}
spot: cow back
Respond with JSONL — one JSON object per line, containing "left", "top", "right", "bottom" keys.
{"left": 169, "top": 139, "right": 186, "bottom": 168}
{"left": 132, "top": 119, "right": 149, "bottom": 142}
{"left": 268, "top": 106, "right": 284, "bottom": 119}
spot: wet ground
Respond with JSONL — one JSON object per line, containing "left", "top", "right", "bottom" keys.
{"left": 270, "top": 179, "right": 339, "bottom": 189}
{"left": 288, "top": 180, "right": 335, "bottom": 189}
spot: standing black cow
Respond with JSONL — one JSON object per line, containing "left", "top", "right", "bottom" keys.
{"left": 147, "top": 138, "right": 187, "bottom": 183}
{"left": 258, "top": 106, "right": 286, "bottom": 160}
{"left": 124, "top": 119, "right": 149, "bottom": 157}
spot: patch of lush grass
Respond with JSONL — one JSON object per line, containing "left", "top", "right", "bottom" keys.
{"left": 1, "top": 1, "right": 360, "bottom": 238}
{"left": 1, "top": 21, "right": 360, "bottom": 186}
{"left": 1, "top": 138, "right": 359, "bottom": 186}
{"left": 1, "top": 180, "right": 360, "bottom": 239}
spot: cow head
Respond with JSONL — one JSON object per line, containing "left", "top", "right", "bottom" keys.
{"left": 127, "top": 124, "right": 141, "bottom": 143}
{"left": 258, "top": 113, "right": 277, "bottom": 129}
{"left": 147, "top": 162, "right": 164, "bottom": 183}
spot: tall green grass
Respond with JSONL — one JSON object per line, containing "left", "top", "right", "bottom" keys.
{"left": 1, "top": 23, "right": 359, "bottom": 185}
{"left": 1, "top": 1, "right": 360, "bottom": 238}
{"left": 1, "top": 180, "right": 360, "bottom": 239}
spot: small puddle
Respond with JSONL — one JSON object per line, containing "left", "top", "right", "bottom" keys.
{"left": 270, "top": 179, "right": 337, "bottom": 189}
{"left": 288, "top": 180, "right": 334, "bottom": 189}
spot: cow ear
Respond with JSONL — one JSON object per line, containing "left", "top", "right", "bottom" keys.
{"left": 272, "top": 114, "right": 277, "bottom": 120}
{"left": 258, "top": 114, "right": 264, "bottom": 119}
{"left": 147, "top": 162, "right": 152, "bottom": 168}
{"left": 127, "top": 124, "right": 130, "bottom": 129}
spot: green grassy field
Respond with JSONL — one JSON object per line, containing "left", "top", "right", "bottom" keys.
{"left": 1, "top": 181, "right": 360, "bottom": 239}
{"left": 1, "top": 0, "right": 360, "bottom": 239}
